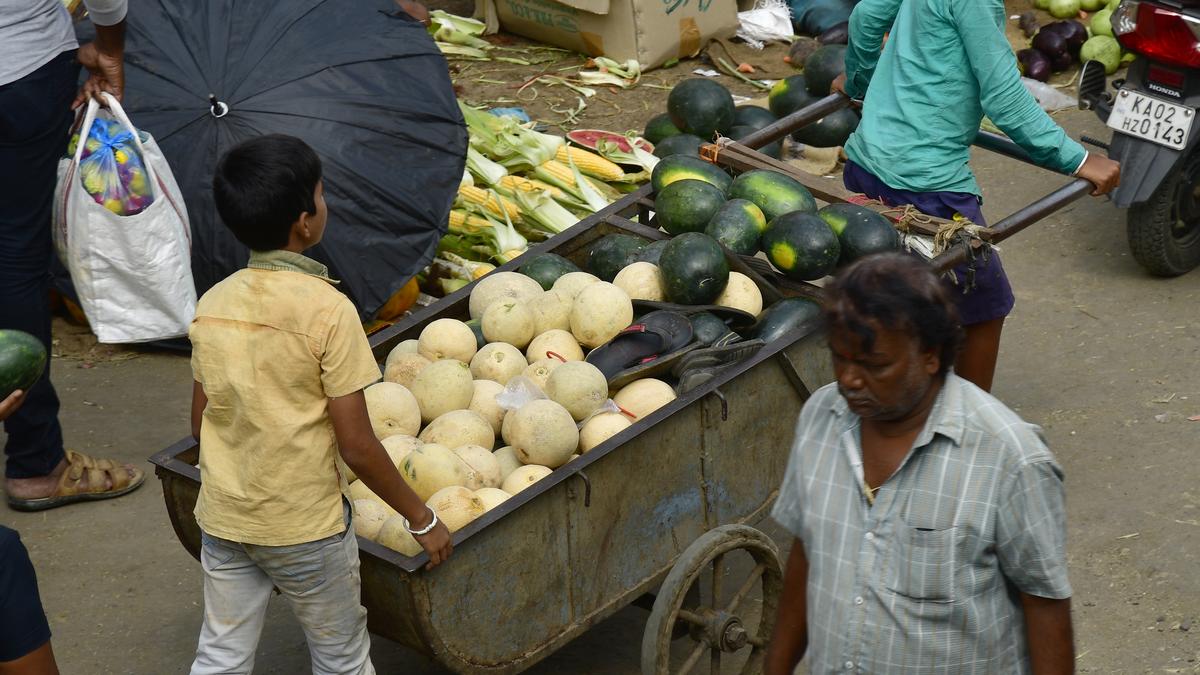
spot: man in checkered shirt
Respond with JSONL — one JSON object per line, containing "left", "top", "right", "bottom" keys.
{"left": 766, "top": 253, "right": 1074, "bottom": 674}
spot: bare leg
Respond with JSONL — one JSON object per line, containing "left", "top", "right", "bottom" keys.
{"left": 0, "top": 641, "right": 59, "bottom": 675}
{"left": 955, "top": 318, "right": 1004, "bottom": 392}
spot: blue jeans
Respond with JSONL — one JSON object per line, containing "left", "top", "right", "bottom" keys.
{"left": 0, "top": 526, "right": 51, "bottom": 662}
{"left": 0, "top": 51, "right": 78, "bottom": 479}
{"left": 190, "top": 503, "right": 374, "bottom": 675}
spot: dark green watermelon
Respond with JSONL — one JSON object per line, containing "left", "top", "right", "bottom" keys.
{"left": 667, "top": 79, "right": 736, "bottom": 140}
{"left": 655, "top": 180, "right": 727, "bottom": 236}
{"left": 0, "top": 330, "right": 46, "bottom": 399}
{"left": 705, "top": 199, "right": 766, "bottom": 256}
{"left": 643, "top": 113, "right": 682, "bottom": 144}
{"left": 588, "top": 234, "right": 647, "bottom": 282}
{"left": 817, "top": 203, "right": 901, "bottom": 263}
{"left": 746, "top": 297, "right": 823, "bottom": 343}
{"left": 728, "top": 170, "right": 817, "bottom": 221}
{"left": 651, "top": 154, "right": 732, "bottom": 195}
{"left": 803, "top": 44, "right": 847, "bottom": 96}
{"left": 652, "top": 134, "right": 705, "bottom": 159}
{"left": 732, "top": 105, "right": 777, "bottom": 131}
{"left": 791, "top": 108, "right": 859, "bottom": 148}
{"left": 768, "top": 75, "right": 819, "bottom": 119}
{"left": 762, "top": 212, "right": 840, "bottom": 281}
{"left": 728, "top": 125, "right": 782, "bottom": 160}
{"left": 519, "top": 252, "right": 581, "bottom": 290}
{"left": 658, "top": 232, "right": 730, "bottom": 305}
{"left": 464, "top": 319, "right": 487, "bottom": 350}
{"left": 636, "top": 239, "right": 671, "bottom": 266}
{"left": 689, "top": 312, "right": 730, "bottom": 346}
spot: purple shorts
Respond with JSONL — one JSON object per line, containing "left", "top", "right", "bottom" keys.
{"left": 842, "top": 160, "right": 1015, "bottom": 325}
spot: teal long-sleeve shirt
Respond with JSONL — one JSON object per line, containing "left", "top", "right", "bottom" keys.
{"left": 842, "top": 0, "right": 1086, "bottom": 196}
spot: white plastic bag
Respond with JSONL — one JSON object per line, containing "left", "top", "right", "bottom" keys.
{"left": 53, "top": 92, "right": 196, "bottom": 344}
{"left": 736, "top": 0, "right": 793, "bottom": 50}
{"left": 1022, "top": 78, "right": 1078, "bottom": 112}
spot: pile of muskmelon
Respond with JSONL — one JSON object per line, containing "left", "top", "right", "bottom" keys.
{"left": 356, "top": 271, "right": 681, "bottom": 557}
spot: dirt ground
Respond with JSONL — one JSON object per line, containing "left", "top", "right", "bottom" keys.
{"left": 3, "top": 6, "right": 1199, "bottom": 674}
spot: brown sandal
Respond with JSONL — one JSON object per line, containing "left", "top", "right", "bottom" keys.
{"left": 7, "top": 450, "right": 145, "bottom": 512}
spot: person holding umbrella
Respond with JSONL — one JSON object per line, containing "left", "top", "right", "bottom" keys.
{"left": 1, "top": 0, "right": 145, "bottom": 511}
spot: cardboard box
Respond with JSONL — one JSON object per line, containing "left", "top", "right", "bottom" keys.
{"left": 476, "top": 0, "right": 739, "bottom": 70}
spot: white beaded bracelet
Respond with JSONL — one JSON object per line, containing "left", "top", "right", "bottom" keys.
{"left": 404, "top": 509, "right": 438, "bottom": 536}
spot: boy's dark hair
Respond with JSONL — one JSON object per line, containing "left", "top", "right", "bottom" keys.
{"left": 213, "top": 134, "right": 322, "bottom": 252}
{"left": 823, "top": 252, "right": 963, "bottom": 376}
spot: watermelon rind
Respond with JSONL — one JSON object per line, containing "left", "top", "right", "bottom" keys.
{"left": 667, "top": 79, "right": 736, "bottom": 140}
{"left": 653, "top": 134, "right": 705, "bottom": 159}
{"left": 728, "top": 170, "right": 817, "bottom": 222}
{"left": 0, "top": 330, "right": 46, "bottom": 399}
{"left": 650, "top": 155, "right": 733, "bottom": 195}
{"left": 762, "top": 212, "right": 840, "bottom": 281}
{"left": 658, "top": 232, "right": 730, "bottom": 305}
{"left": 519, "top": 253, "right": 582, "bottom": 290}
{"left": 803, "top": 44, "right": 847, "bottom": 97}
{"left": 643, "top": 113, "right": 683, "bottom": 145}
{"left": 655, "top": 180, "right": 727, "bottom": 236}
{"left": 705, "top": 198, "right": 766, "bottom": 256}
{"left": 588, "top": 234, "right": 648, "bottom": 282}
{"left": 768, "top": 75, "right": 819, "bottom": 119}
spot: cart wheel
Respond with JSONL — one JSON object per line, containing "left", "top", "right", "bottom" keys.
{"left": 641, "top": 524, "right": 783, "bottom": 675}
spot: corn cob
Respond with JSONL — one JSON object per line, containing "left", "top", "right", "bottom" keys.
{"left": 533, "top": 160, "right": 579, "bottom": 192}
{"left": 457, "top": 185, "right": 520, "bottom": 222}
{"left": 498, "top": 175, "right": 569, "bottom": 201}
{"left": 555, "top": 145, "right": 625, "bottom": 181}
{"left": 447, "top": 209, "right": 493, "bottom": 235}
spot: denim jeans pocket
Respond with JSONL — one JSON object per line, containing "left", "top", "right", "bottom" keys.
{"left": 267, "top": 535, "right": 341, "bottom": 596}
{"left": 200, "top": 531, "right": 239, "bottom": 571}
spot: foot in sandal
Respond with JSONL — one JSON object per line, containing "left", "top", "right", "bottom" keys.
{"left": 6, "top": 450, "right": 144, "bottom": 511}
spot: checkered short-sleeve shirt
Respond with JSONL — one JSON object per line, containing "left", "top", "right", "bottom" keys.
{"left": 772, "top": 374, "right": 1070, "bottom": 674}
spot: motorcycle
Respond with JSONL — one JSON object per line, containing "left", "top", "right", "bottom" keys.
{"left": 1077, "top": 0, "right": 1200, "bottom": 276}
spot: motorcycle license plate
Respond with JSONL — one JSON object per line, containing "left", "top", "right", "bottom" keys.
{"left": 1107, "top": 90, "right": 1193, "bottom": 151}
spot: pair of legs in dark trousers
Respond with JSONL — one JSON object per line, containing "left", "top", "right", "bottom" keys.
{"left": 0, "top": 51, "right": 77, "bottom": 481}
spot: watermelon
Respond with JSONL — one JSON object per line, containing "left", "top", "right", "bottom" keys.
{"left": 566, "top": 129, "right": 653, "bottom": 154}
{"left": 464, "top": 319, "right": 487, "bottom": 350}
{"left": 654, "top": 180, "right": 727, "bottom": 236}
{"left": 732, "top": 106, "right": 777, "bottom": 131}
{"left": 667, "top": 79, "right": 736, "bottom": 140}
{"left": 768, "top": 75, "right": 819, "bottom": 119}
{"left": 817, "top": 203, "right": 900, "bottom": 263}
{"left": 689, "top": 312, "right": 730, "bottom": 346}
{"left": 643, "top": 113, "right": 683, "bottom": 145}
{"left": 658, "top": 232, "right": 730, "bottom": 305}
{"left": 728, "top": 125, "right": 782, "bottom": 160}
{"left": 653, "top": 134, "right": 705, "bottom": 159}
{"left": 650, "top": 155, "right": 732, "bottom": 195}
{"left": 588, "top": 234, "right": 647, "bottom": 282}
{"left": 728, "top": 170, "right": 817, "bottom": 222}
{"left": 746, "top": 297, "right": 823, "bottom": 343}
{"left": 519, "top": 253, "right": 581, "bottom": 290}
{"left": 705, "top": 199, "right": 766, "bottom": 256}
{"left": 0, "top": 330, "right": 46, "bottom": 399}
{"left": 636, "top": 239, "right": 671, "bottom": 266}
{"left": 791, "top": 108, "right": 859, "bottom": 148}
{"left": 762, "top": 212, "right": 840, "bottom": 281}
{"left": 803, "top": 44, "right": 847, "bottom": 96}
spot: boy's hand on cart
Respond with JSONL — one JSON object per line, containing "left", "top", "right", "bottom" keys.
{"left": 1076, "top": 154, "right": 1121, "bottom": 196}
{"left": 413, "top": 512, "right": 453, "bottom": 569}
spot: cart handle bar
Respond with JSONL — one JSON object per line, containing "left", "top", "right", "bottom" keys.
{"left": 737, "top": 93, "right": 850, "bottom": 150}
{"left": 931, "top": 178, "right": 1093, "bottom": 271}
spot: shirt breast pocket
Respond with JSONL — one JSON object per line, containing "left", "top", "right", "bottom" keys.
{"left": 888, "top": 524, "right": 956, "bottom": 603}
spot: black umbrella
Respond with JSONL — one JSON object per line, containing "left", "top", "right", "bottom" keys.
{"left": 82, "top": 0, "right": 467, "bottom": 319}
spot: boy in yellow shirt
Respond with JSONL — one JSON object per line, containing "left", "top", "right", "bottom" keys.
{"left": 187, "top": 134, "right": 451, "bottom": 674}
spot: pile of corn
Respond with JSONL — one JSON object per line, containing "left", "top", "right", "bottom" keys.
{"left": 435, "top": 103, "right": 654, "bottom": 295}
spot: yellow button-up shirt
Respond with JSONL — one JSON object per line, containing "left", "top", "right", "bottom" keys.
{"left": 190, "top": 250, "right": 380, "bottom": 546}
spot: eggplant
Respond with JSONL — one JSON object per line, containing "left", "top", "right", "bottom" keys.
{"left": 1031, "top": 30, "right": 1072, "bottom": 72}
{"left": 1042, "top": 20, "right": 1088, "bottom": 55}
{"left": 1017, "top": 49, "right": 1052, "bottom": 82}
{"left": 818, "top": 22, "right": 850, "bottom": 45}
{"left": 1018, "top": 11, "right": 1041, "bottom": 38}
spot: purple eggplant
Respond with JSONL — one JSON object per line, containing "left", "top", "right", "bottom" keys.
{"left": 818, "top": 22, "right": 850, "bottom": 45}
{"left": 1017, "top": 49, "right": 1052, "bottom": 82}
{"left": 1018, "top": 11, "right": 1041, "bottom": 38}
{"left": 1031, "top": 30, "right": 1072, "bottom": 72}
{"left": 1042, "top": 20, "right": 1088, "bottom": 56}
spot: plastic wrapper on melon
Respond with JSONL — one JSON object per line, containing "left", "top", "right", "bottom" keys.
{"left": 71, "top": 118, "right": 155, "bottom": 216}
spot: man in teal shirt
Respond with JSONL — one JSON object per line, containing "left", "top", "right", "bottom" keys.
{"left": 832, "top": 0, "right": 1120, "bottom": 391}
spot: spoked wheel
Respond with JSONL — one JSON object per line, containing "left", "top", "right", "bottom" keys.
{"left": 1127, "top": 152, "right": 1200, "bottom": 276}
{"left": 641, "top": 525, "right": 783, "bottom": 675}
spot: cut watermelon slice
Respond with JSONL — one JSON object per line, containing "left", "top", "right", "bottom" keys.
{"left": 566, "top": 129, "right": 653, "bottom": 154}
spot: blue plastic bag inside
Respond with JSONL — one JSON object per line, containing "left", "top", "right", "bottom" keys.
{"left": 68, "top": 117, "right": 155, "bottom": 216}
